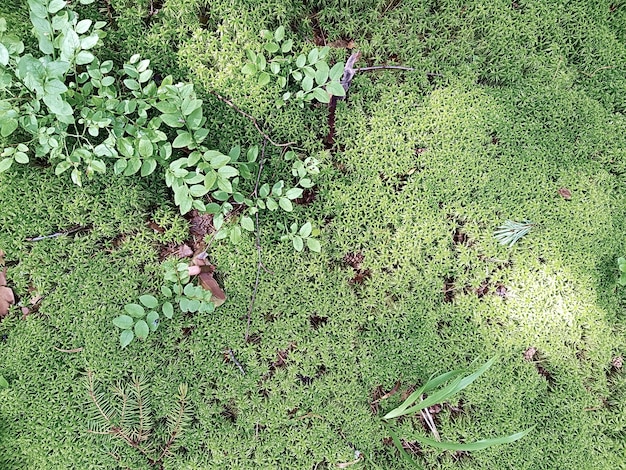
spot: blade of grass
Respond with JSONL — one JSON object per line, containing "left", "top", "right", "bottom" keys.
{"left": 382, "top": 369, "right": 464, "bottom": 420}
{"left": 408, "top": 426, "right": 535, "bottom": 451}
{"left": 399, "top": 357, "right": 497, "bottom": 417}
{"left": 384, "top": 423, "right": 421, "bottom": 469}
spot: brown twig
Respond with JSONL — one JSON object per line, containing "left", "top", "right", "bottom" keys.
{"left": 355, "top": 65, "right": 443, "bottom": 77}
{"left": 245, "top": 140, "right": 270, "bottom": 342}
{"left": 226, "top": 348, "right": 246, "bottom": 375}
{"left": 580, "top": 66, "right": 614, "bottom": 78}
{"left": 209, "top": 92, "right": 295, "bottom": 148}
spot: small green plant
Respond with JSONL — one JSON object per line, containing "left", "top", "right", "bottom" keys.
{"left": 278, "top": 221, "right": 321, "bottom": 252}
{"left": 0, "top": 374, "right": 8, "bottom": 388}
{"left": 382, "top": 358, "right": 533, "bottom": 466}
{"left": 617, "top": 257, "right": 626, "bottom": 286}
{"left": 242, "top": 26, "right": 346, "bottom": 108}
{"left": 493, "top": 220, "right": 533, "bottom": 247}
{"left": 113, "top": 295, "right": 162, "bottom": 348}
{"left": 86, "top": 372, "right": 190, "bottom": 467}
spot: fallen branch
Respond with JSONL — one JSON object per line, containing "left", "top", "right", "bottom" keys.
{"left": 209, "top": 92, "right": 295, "bottom": 148}
{"left": 53, "top": 346, "right": 83, "bottom": 353}
{"left": 245, "top": 139, "right": 271, "bottom": 341}
{"left": 25, "top": 225, "right": 91, "bottom": 242}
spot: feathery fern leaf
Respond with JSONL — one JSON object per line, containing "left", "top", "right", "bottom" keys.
{"left": 494, "top": 220, "right": 533, "bottom": 247}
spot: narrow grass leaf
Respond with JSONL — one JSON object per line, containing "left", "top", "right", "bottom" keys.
{"left": 408, "top": 427, "right": 535, "bottom": 451}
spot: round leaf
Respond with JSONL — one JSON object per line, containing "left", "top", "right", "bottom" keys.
{"left": 279, "top": 197, "right": 293, "bottom": 212}
{"left": 240, "top": 216, "right": 255, "bottom": 232}
{"left": 139, "top": 295, "right": 158, "bottom": 309}
{"left": 124, "top": 303, "right": 145, "bottom": 318}
{"left": 146, "top": 311, "right": 159, "bottom": 332}
{"left": 162, "top": 301, "right": 174, "bottom": 319}
{"left": 299, "top": 222, "right": 312, "bottom": 238}
{"left": 113, "top": 315, "right": 134, "bottom": 329}
{"left": 120, "top": 329, "right": 134, "bottom": 348}
{"left": 293, "top": 235, "right": 304, "bottom": 252}
{"left": 134, "top": 320, "right": 150, "bottom": 340}
{"left": 306, "top": 237, "right": 321, "bottom": 252}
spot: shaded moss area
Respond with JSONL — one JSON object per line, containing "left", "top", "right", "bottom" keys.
{"left": 1, "top": 0, "right": 626, "bottom": 468}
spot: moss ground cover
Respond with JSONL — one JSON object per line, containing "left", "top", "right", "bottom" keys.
{"left": 1, "top": 0, "right": 626, "bottom": 468}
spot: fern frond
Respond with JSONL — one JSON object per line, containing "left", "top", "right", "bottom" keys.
{"left": 494, "top": 220, "right": 533, "bottom": 247}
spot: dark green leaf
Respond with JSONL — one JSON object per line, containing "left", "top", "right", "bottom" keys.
{"left": 0, "top": 375, "right": 8, "bottom": 388}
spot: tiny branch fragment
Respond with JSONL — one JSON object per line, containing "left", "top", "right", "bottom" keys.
{"left": 53, "top": 346, "right": 83, "bottom": 353}
{"left": 226, "top": 349, "right": 246, "bottom": 375}
{"left": 209, "top": 92, "right": 295, "bottom": 148}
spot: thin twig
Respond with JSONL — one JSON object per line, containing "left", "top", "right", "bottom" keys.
{"left": 226, "top": 349, "right": 246, "bottom": 375}
{"left": 245, "top": 140, "right": 268, "bottom": 342}
{"left": 355, "top": 65, "right": 443, "bottom": 77}
{"left": 209, "top": 92, "right": 295, "bottom": 148}
{"left": 53, "top": 346, "right": 83, "bottom": 353}
{"left": 25, "top": 225, "right": 89, "bottom": 242}
{"left": 580, "top": 65, "right": 614, "bottom": 78}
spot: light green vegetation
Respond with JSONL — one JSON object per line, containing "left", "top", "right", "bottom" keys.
{"left": 1, "top": 0, "right": 625, "bottom": 469}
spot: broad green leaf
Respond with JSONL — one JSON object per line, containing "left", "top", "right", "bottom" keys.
{"left": 230, "top": 225, "right": 242, "bottom": 245}
{"left": 155, "top": 101, "right": 178, "bottom": 114}
{"left": 259, "top": 183, "right": 270, "bottom": 198}
{"left": 210, "top": 153, "right": 230, "bottom": 169}
{"left": 28, "top": 0, "right": 48, "bottom": 18}
{"left": 302, "top": 75, "right": 313, "bottom": 92}
{"left": 0, "top": 375, "right": 8, "bottom": 388}
{"left": 258, "top": 72, "right": 270, "bottom": 86}
{"left": 279, "top": 197, "right": 293, "bottom": 212}
{"left": 0, "top": 44, "right": 8, "bottom": 66}
{"left": 241, "top": 63, "right": 257, "bottom": 75}
{"left": 139, "top": 295, "right": 158, "bottom": 309}
{"left": 75, "top": 51, "right": 94, "bottom": 65}
{"left": 179, "top": 193, "right": 193, "bottom": 214}
{"left": 140, "top": 158, "right": 157, "bottom": 176}
{"left": 285, "top": 187, "right": 303, "bottom": 200}
{"left": 315, "top": 62, "right": 329, "bottom": 85}
{"left": 75, "top": 19, "right": 92, "bottom": 34}
{"left": 80, "top": 34, "right": 99, "bottom": 50}
{"left": 138, "top": 138, "right": 153, "bottom": 158}
{"left": 308, "top": 48, "right": 319, "bottom": 64}
{"left": 160, "top": 113, "right": 184, "bottom": 128}
{"left": 173, "top": 132, "right": 192, "bottom": 148}
{"left": 187, "top": 107, "right": 203, "bottom": 129}
{"left": 292, "top": 235, "right": 304, "bottom": 251}
{"left": 329, "top": 62, "right": 345, "bottom": 81}
{"left": 123, "top": 157, "right": 141, "bottom": 176}
{"left": 240, "top": 216, "right": 255, "bottom": 232}
{"left": 113, "top": 315, "right": 134, "bottom": 329}
{"left": 296, "top": 54, "right": 306, "bottom": 68}
{"left": 14, "top": 152, "right": 29, "bottom": 164}
{"left": 47, "top": 0, "right": 66, "bottom": 14}
{"left": 124, "top": 303, "right": 145, "bottom": 318}
{"left": 134, "top": 320, "right": 149, "bottom": 340}
{"left": 113, "top": 158, "right": 127, "bottom": 174}
{"left": 90, "top": 159, "right": 105, "bottom": 173}
{"left": 326, "top": 80, "right": 346, "bottom": 97}
{"left": 311, "top": 87, "right": 330, "bottom": 103}
{"left": 299, "top": 222, "right": 312, "bottom": 238}
{"left": 247, "top": 145, "right": 258, "bottom": 162}
{"left": 274, "top": 26, "right": 285, "bottom": 42}
{"left": 146, "top": 311, "right": 159, "bottom": 332}
{"left": 217, "top": 165, "right": 238, "bottom": 178}
{"left": 306, "top": 238, "right": 321, "bottom": 252}
{"left": 123, "top": 79, "right": 140, "bottom": 90}
{"left": 0, "top": 119, "right": 17, "bottom": 137}
{"left": 0, "top": 158, "right": 13, "bottom": 172}
{"left": 408, "top": 427, "right": 535, "bottom": 451}
{"left": 264, "top": 42, "right": 279, "bottom": 53}
{"left": 181, "top": 98, "right": 202, "bottom": 116}
{"left": 43, "top": 94, "right": 72, "bottom": 116}
{"left": 281, "top": 39, "right": 293, "bottom": 53}
{"left": 385, "top": 424, "right": 421, "bottom": 468}
{"left": 162, "top": 301, "right": 174, "bottom": 319}
{"left": 266, "top": 197, "right": 278, "bottom": 211}
{"left": 60, "top": 30, "right": 80, "bottom": 61}
{"left": 71, "top": 168, "right": 81, "bottom": 186}
{"left": 120, "top": 329, "right": 134, "bottom": 348}
{"left": 55, "top": 160, "right": 71, "bottom": 175}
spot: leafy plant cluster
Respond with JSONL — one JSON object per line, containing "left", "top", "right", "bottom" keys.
{"left": 382, "top": 358, "right": 533, "bottom": 465}
{"left": 115, "top": 260, "right": 219, "bottom": 348}
{"left": 242, "top": 26, "right": 346, "bottom": 108}
{"left": 617, "top": 257, "right": 626, "bottom": 286}
{"left": 86, "top": 372, "right": 190, "bottom": 467}
{"left": 0, "top": 1, "right": 321, "bottom": 246}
